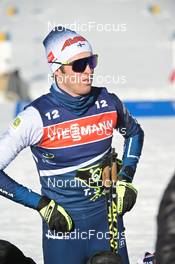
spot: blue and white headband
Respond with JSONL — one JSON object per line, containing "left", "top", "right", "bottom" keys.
{"left": 43, "top": 27, "right": 93, "bottom": 73}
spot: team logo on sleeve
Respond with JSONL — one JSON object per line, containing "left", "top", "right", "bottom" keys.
{"left": 42, "top": 153, "right": 55, "bottom": 159}
{"left": 11, "top": 116, "right": 22, "bottom": 129}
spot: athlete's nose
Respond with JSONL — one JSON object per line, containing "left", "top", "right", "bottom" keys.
{"left": 84, "top": 64, "right": 93, "bottom": 74}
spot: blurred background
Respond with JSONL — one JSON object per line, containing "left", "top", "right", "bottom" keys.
{"left": 0, "top": 0, "right": 175, "bottom": 263}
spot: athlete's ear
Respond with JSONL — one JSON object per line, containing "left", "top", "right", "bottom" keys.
{"left": 59, "top": 66, "right": 66, "bottom": 74}
{"left": 54, "top": 67, "right": 65, "bottom": 78}
{"left": 55, "top": 66, "right": 65, "bottom": 74}
{"left": 53, "top": 68, "right": 63, "bottom": 83}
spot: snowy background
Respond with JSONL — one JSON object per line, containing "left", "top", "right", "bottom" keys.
{"left": 0, "top": 0, "right": 175, "bottom": 263}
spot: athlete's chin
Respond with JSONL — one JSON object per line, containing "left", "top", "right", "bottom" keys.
{"left": 80, "top": 84, "right": 92, "bottom": 95}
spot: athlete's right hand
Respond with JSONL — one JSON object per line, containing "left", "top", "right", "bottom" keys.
{"left": 37, "top": 196, "right": 73, "bottom": 232}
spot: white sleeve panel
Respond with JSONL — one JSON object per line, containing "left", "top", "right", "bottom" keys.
{"left": 0, "top": 106, "right": 43, "bottom": 170}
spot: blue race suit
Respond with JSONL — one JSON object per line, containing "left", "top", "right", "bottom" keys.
{"left": 0, "top": 85, "right": 144, "bottom": 264}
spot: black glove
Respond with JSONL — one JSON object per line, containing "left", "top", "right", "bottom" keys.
{"left": 37, "top": 196, "right": 73, "bottom": 232}
{"left": 116, "top": 180, "right": 137, "bottom": 216}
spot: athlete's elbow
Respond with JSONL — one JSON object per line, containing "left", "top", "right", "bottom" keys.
{"left": 138, "top": 126, "right": 144, "bottom": 141}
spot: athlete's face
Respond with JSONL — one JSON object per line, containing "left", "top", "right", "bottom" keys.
{"left": 54, "top": 52, "right": 94, "bottom": 97}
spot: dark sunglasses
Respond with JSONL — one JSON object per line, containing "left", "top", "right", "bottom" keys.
{"left": 49, "top": 54, "right": 98, "bottom": 73}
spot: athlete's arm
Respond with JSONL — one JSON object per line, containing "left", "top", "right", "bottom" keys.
{"left": 0, "top": 106, "right": 43, "bottom": 208}
{"left": 0, "top": 107, "right": 73, "bottom": 231}
{"left": 111, "top": 93, "right": 144, "bottom": 182}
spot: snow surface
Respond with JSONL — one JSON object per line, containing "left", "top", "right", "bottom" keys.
{"left": 0, "top": 0, "right": 175, "bottom": 263}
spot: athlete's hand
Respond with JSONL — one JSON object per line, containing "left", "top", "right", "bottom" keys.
{"left": 116, "top": 180, "right": 137, "bottom": 216}
{"left": 37, "top": 196, "right": 73, "bottom": 232}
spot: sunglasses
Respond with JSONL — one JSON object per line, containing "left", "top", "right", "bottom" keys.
{"left": 49, "top": 54, "right": 98, "bottom": 73}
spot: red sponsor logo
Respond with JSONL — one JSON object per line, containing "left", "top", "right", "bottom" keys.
{"left": 61, "top": 36, "right": 86, "bottom": 51}
{"left": 38, "top": 112, "right": 117, "bottom": 149}
{"left": 47, "top": 51, "right": 55, "bottom": 62}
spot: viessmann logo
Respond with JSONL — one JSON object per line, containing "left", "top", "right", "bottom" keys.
{"left": 38, "top": 112, "right": 117, "bottom": 149}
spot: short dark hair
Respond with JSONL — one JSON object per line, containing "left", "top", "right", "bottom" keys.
{"left": 86, "top": 251, "right": 122, "bottom": 264}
